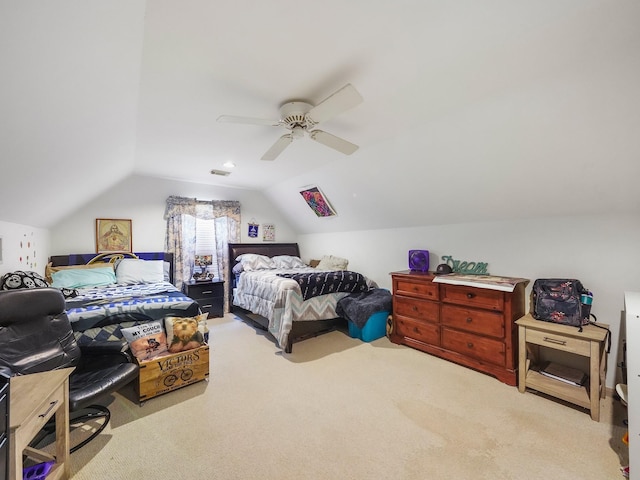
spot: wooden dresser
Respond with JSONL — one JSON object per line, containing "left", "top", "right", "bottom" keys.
{"left": 390, "top": 271, "right": 526, "bottom": 385}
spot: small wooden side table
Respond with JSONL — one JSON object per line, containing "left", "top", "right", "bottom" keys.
{"left": 9, "top": 368, "right": 74, "bottom": 480}
{"left": 516, "top": 314, "right": 608, "bottom": 421}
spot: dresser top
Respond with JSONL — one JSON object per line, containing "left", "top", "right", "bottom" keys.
{"left": 391, "top": 270, "right": 435, "bottom": 278}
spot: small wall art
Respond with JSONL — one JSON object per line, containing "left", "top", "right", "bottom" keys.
{"left": 263, "top": 223, "right": 275, "bottom": 242}
{"left": 299, "top": 185, "right": 337, "bottom": 217}
{"left": 96, "top": 218, "right": 132, "bottom": 253}
{"left": 248, "top": 220, "right": 259, "bottom": 238}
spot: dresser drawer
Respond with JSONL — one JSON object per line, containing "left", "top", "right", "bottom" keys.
{"left": 442, "top": 328, "right": 506, "bottom": 366}
{"left": 0, "top": 383, "right": 7, "bottom": 437}
{"left": 441, "top": 304, "right": 505, "bottom": 338}
{"left": 394, "top": 277, "right": 438, "bottom": 301}
{"left": 394, "top": 316, "right": 440, "bottom": 345}
{"left": 524, "top": 327, "right": 591, "bottom": 356}
{"left": 0, "top": 435, "right": 7, "bottom": 480}
{"left": 394, "top": 296, "right": 439, "bottom": 323}
{"left": 186, "top": 283, "right": 222, "bottom": 298}
{"left": 21, "top": 383, "right": 64, "bottom": 444}
{"left": 440, "top": 284, "right": 504, "bottom": 311}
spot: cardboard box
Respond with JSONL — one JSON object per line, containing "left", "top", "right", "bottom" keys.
{"left": 137, "top": 345, "right": 209, "bottom": 402}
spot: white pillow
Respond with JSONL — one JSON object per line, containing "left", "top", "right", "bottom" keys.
{"left": 272, "top": 255, "right": 306, "bottom": 269}
{"left": 116, "top": 259, "right": 164, "bottom": 284}
{"left": 315, "top": 255, "right": 349, "bottom": 270}
{"left": 235, "top": 254, "right": 275, "bottom": 271}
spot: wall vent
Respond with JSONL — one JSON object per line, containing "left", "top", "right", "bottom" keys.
{"left": 210, "top": 169, "right": 231, "bottom": 176}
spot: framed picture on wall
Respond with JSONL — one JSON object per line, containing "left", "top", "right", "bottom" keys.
{"left": 299, "top": 185, "right": 337, "bottom": 217}
{"left": 96, "top": 219, "right": 132, "bottom": 253}
{"left": 263, "top": 223, "right": 275, "bottom": 242}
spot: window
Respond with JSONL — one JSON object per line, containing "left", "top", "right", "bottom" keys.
{"left": 194, "top": 218, "right": 219, "bottom": 279}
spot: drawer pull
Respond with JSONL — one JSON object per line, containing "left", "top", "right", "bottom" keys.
{"left": 466, "top": 342, "right": 474, "bottom": 348}
{"left": 466, "top": 317, "right": 473, "bottom": 323}
{"left": 412, "top": 306, "right": 418, "bottom": 312}
{"left": 39, "top": 400, "right": 58, "bottom": 418}
{"left": 413, "top": 326, "right": 420, "bottom": 334}
{"left": 202, "top": 304, "right": 213, "bottom": 309}
{"left": 466, "top": 293, "right": 475, "bottom": 299}
{"left": 543, "top": 336, "right": 567, "bottom": 346}
{"left": 202, "top": 290, "right": 213, "bottom": 295}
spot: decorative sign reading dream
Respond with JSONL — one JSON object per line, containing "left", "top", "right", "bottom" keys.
{"left": 441, "top": 255, "right": 489, "bottom": 275}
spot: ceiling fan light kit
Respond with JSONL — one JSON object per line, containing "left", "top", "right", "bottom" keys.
{"left": 218, "top": 83, "right": 363, "bottom": 161}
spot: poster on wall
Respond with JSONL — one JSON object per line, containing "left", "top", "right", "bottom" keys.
{"left": 299, "top": 185, "right": 337, "bottom": 217}
{"left": 248, "top": 222, "right": 259, "bottom": 238}
{"left": 263, "top": 224, "right": 275, "bottom": 242}
{"left": 96, "top": 219, "right": 132, "bottom": 253}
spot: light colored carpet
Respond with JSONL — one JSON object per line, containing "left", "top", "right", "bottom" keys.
{"left": 67, "top": 314, "right": 629, "bottom": 479}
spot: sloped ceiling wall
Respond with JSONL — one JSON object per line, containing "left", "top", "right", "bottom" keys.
{"left": 0, "top": 1, "right": 146, "bottom": 227}
{"left": 1, "top": 1, "right": 639, "bottom": 231}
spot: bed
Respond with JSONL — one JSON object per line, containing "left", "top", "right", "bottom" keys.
{"left": 228, "top": 243, "right": 376, "bottom": 353}
{"left": 48, "top": 252, "right": 201, "bottom": 345}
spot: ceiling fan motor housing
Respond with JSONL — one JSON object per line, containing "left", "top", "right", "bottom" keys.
{"left": 280, "top": 101, "right": 314, "bottom": 129}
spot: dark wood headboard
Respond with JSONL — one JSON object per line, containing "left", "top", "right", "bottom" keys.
{"left": 49, "top": 252, "right": 175, "bottom": 284}
{"left": 227, "top": 243, "right": 300, "bottom": 308}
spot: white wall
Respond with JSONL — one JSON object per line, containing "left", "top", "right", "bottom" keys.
{"left": 298, "top": 213, "right": 640, "bottom": 389}
{"left": 50, "top": 173, "right": 297, "bottom": 254}
{"left": 0, "top": 220, "right": 50, "bottom": 276}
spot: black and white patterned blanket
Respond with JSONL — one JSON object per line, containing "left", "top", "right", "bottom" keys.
{"left": 276, "top": 270, "right": 369, "bottom": 301}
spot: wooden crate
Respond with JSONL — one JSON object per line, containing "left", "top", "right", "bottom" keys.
{"left": 137, "top": 345, "right": 209, "bottom": 403}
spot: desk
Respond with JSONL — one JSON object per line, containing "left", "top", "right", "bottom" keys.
{"left": 9, "top": 368, "right": 74, "bottom": 480}
{"left": 516, "top": 314, "right": 608, "bottom": 421}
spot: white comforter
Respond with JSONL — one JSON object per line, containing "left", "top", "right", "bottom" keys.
{"left": 233, "top": 267, "right": 375, "bottom": 349}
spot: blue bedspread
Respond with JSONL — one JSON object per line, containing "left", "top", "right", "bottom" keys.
{"left": 65, "top": 281, "right": 200, "bottom": 334}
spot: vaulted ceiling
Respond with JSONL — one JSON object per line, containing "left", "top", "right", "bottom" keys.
{"left": 2, "top": 1, "right": 639, "bottom": 232}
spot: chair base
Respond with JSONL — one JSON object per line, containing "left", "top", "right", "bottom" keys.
{"left": 29, "top": 405, "right": 111, "bottom": 454}
{"left": 69, "top": 405, "right": 111, "bottom": 453}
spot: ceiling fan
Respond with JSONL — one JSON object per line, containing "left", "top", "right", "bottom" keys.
{"left": 217, "top": 84, "right": 363, "bottom": 161}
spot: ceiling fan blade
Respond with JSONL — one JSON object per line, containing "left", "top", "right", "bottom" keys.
{"left": 306, "top": 84, "right": 363, "bottom": 125}
{"left": 261, "top": 134, "right": 294, "bottom": 161}
{"left": 217, "top": 115, "right": 281, "bottom": 127}
{"left": 309, "top": 130, "right": 359, "bottom": 155}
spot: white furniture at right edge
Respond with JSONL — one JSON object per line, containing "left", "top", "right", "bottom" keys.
{"left": 624, "top": 292, "right": 639, "bottom": 480}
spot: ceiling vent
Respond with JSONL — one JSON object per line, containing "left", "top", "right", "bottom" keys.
{"left": 210, "top": 169, "right": 231, "bottom": 176}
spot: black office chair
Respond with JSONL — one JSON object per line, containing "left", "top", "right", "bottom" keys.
{"left": 0, "top": 287, "right": 139, "bottom": 453}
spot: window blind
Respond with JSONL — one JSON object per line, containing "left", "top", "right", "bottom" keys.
{"left": 195, "top": 218, "right": 219, "bottom": 278}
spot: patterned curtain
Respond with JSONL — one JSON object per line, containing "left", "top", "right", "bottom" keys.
{"left": 164, "top": 196, "right": 240, "bottom": 312}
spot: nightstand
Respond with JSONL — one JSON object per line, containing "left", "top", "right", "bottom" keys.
{"left": 9, "top": 368, "right": 74, "bottom": 480}
{"left": 516, "top": 313, "right": 608, "bottom": 421}
{"left": 183, "top": 280, "right": 224, "bottom": 318}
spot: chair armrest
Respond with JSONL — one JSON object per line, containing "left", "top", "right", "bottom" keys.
{"left": 79, "top": 340, "right": 129, "bottom": 356}
{"left": 78, "top": 341, "right": 134, "bottom": 370}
